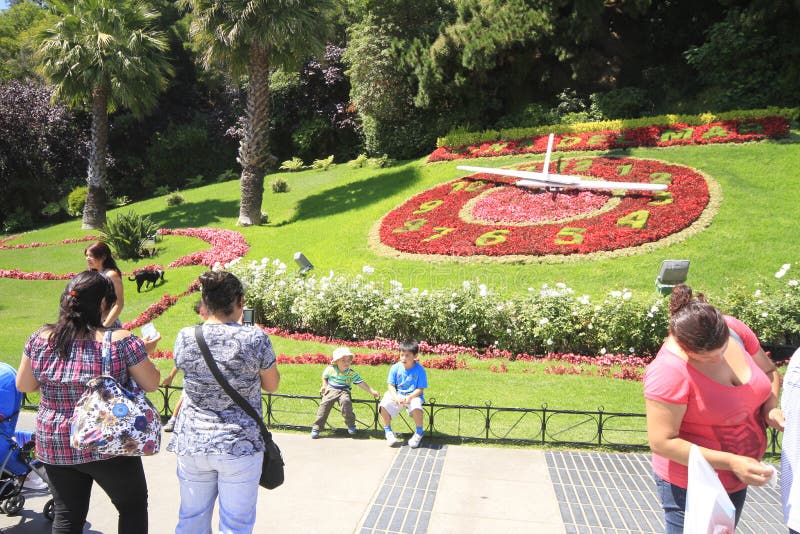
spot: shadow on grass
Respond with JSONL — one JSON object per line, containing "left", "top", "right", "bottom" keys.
{"left": 276, "top": 165, "right": 421, "bottom": 226}
{"left": 146, "top": 198, "right": 239, "bottom": 228}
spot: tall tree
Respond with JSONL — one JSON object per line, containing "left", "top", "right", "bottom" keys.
{"left": 37, "top": 0, "right": 173, "bottom": 229}
{"left": 182, "top": 0, "right": 335, "bottom": 226}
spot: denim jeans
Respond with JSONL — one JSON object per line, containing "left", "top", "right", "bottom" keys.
{"left": 176, "top": 452, "right": 264, "bottom": 534}
{"left": 654, "top": 475, "right": 748, "bottom": 534}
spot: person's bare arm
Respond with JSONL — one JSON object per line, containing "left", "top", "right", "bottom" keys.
{"left": 129, "top": 358, "right": 161, "bottom": 392}
{"left": 752, "top": 347, "right": 784, "bottom": 430}
{"left": 357, "top": 381, "right": 380, "bottom": 397}
{"left": 102, "top": 270, "right": 124, "bottom": 327}
{"left": 15, "top": 355, "right": 40, "bottom": 393}
{"left": 646, "top": 398, "right": 771, "bottom": 486}
{"left": 260, "top": 366, "right": 280, "bottom": 393}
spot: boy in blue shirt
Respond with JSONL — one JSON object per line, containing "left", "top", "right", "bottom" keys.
{"left": 378, "top": 340, "right": 428, "bottom": 448}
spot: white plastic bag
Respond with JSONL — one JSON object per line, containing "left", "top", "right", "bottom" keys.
{"left": 684, "top": 444, "right": 736, "bottom": 534}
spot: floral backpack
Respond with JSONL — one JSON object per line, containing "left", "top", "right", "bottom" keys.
{"left": 69, "top": 330, "right": 161, "bottom": 456}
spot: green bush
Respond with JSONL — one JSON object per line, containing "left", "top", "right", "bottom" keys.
{"left": 348, "top": 154, "right": 369, "bottom": 168}
{"left": 230, "top": 260, "right": 671, "bottom": 355}
{"left": 435, "top": 107, "right": 800, "bottom": 148}
{"left": 67, "top": 186, "right": 88, "bottom": 217}
{"left": 230, "top": 258, "right": 800, "bottom": 355}
{"left": 101, "top": 210, "right": 160, "bottom": 260}
{"left": 41, "top": 202, "right": 62, "bottom": 217}
{"left": 310, "top": 155, "right": 334, "bottom": 171}
{"left": 590, "top": 88, "right": 652, "bottom": 119}
{"left": 279, "top": 157, "right": 305, "bottom": 171}
{"left": 216, "top": 169, "right": 239, "bottom": 183}
{"left": 291, "top": 117, "right": 333, "bottom": 162}
{"left": 2, "top": 208, "right": 33, "bottom": 232}
{"left": 153, "top": 185, "right": 170, "bottom": 197}
{"left": 270, "top": 177, "right": 290, "bottom": 193}
{"left": 166, "top": 192, "right": 185, "bottom": 206}
{"left": 186, "top": 175, "right": 205, "bottom": 188}
{"left": 495, "top": 103, "right": 558, "bottom": 129}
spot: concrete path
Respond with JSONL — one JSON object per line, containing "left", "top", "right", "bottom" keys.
{"left": 0, "top": 412, "right": 787, "bottom": 533}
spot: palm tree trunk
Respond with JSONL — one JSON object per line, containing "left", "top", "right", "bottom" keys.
{"left": 82, "top": 85, "right": 109, "bottom": 229}
{"left": 237, "top": 44, "right": 271, "bottom": 226}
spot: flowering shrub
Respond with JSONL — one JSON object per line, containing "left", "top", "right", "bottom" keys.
{"left": 374, "top": 157, "right": 717, "bottom": 260}
{"left": 429, "top": 116, "right": 791, "bottom": 162}
{"left": 230, "top": 258, "right": 671, "bottom": 355}
{"left": 721, "top": 262, "right": 800, "bottom": 347}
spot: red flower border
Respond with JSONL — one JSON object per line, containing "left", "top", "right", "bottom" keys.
{"left": 373, "top": 157, "right": 716, "bottom": 260}
{"left": 428, "top": 116, "right": 790, "bottom": 162}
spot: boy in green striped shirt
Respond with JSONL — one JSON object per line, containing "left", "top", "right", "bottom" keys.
{"left": 311, "top": 347, "right": 380, "bottom": 438}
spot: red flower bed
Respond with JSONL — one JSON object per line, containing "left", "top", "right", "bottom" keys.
{"left": 377, "top": 157, "right": 710, "bottom": 257}
{"left": 428, "top": 116, "right": 790, "bottom": 162}
{"left": 275, "top": 351, "right": 469, "bottom": 369}
{"left": 160, "top": 228, "right": 249, "bottom": 268}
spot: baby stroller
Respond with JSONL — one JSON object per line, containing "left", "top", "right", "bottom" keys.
{"left": 0, "top": 362, "right": 54, "bottom": 520}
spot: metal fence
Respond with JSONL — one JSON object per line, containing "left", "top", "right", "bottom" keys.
{"left": 143, "top": 387, "right": 782, "bottom": 456}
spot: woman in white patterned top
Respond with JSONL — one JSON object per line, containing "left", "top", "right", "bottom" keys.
{"left": 168, "top": 271, "right": 279, "bottom": 534}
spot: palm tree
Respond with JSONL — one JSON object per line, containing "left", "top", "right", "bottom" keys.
{"left": 37, "top": 0, "right": 173, "bottom": 229}
{"left": 183, "top": 0, "right": 335, "bottom": 226}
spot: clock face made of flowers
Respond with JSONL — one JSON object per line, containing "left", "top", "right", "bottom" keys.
{"left": 372, "top": 156, "right": 720, "bottom": 262}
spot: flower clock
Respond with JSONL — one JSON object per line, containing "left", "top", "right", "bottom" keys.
{"left": 372, "top": 156, "right": 720, "bottom": 262}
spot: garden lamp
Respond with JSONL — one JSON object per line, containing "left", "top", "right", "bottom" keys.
{"left": 294, "top": 252, "right": 314, "bottom": 276}
{"left": 655, "top": 260, "right": 690, "bottom": 296}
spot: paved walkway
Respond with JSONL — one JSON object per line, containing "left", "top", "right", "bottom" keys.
{"left": 0, "top": 413, "right": 786, "bottom": 533}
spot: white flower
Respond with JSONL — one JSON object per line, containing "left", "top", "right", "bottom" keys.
{"left": 622, "top": 291, "right": 632, "bottom": 300}
{"left": 578, "top": 295, "right": 591, "bottom": 305}
{"left": 762, "top": 312, "right": 768, "bottom": 317}
{"left": 556, "top": 282, "right": 567, "bottom": 289}
{"left": 449, "top": 303, "right": 456, "bottom": 312}
{"left": 610, "top": 290, "right": 622, "bottom": 298}
{"left": 754, "top": 289, "right": 762, "bottom": 298}
{"left": 547, "top": 338, "right": 554, "bottom": 345}
{"left": 776, "top": 263, "right": 791, "bottom": 278}
{"left": 789, "top": 280, "right": 799, "bottom": 287}
{"left": 462, "top": 281, "right": 471, "bottom": 289}
{"left": 600, "top": 347, "right": 607, "bottom": 355}
{"left": 478, "top": 284, "right": 488, "bottom": 297}
{"left": 362, "top": 265, "right": 375, "bottom": 274}
{"left": 539, "top": 317, "right": 549, "bottom": 325}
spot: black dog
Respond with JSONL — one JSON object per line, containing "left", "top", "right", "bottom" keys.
{"left": 129, "top": 270, "right": 165, "bottom": 292}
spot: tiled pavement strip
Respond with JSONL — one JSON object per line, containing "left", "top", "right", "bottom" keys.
{"left": 547, "top": 451, "right": 785, "bottom": 534}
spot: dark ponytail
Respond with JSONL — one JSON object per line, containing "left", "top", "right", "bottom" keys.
{"left": 48, "top": 271, "right": 117, "bottom": 359}
{"left": 668, "top": 284, "right": 728, "bottom": 353}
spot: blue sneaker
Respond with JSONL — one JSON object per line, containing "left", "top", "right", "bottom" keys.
{"left": 310, "top": 429, "right": 320, "bottom": 439}
{"left": 347, "top": 426, "right": 357, "bottom": 435}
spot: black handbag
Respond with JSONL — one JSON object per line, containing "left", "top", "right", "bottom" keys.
{"left": 194, "top": 325, "right": 285, "bottom": 489}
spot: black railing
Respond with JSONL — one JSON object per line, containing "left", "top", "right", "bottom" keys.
{"left": 144, "top": 387, "right": 783, "bottom": 457}
{"left": 22, "top": 388, "right": 780, "bottom": 456}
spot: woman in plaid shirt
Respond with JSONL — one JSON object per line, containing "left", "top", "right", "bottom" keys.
{"left": 16, "top": 271, "right": 161, "bottom": 533}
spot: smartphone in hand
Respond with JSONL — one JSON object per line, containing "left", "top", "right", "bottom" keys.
{"left": 141, "top": 322, "right": 159, "bottom": 339}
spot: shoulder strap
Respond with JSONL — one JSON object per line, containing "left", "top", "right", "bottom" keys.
{"left": 193, "top": 325, "right": 275, "bottom": 446}
{"left": 729, "top": 327, "right": 745, "bottom": 349}
{"left": 101, "top": 329, "right": 113, "bottom": 376}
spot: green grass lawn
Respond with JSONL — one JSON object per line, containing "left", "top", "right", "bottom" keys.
{"left": 1, "top": 132, "right": 798, "bottom": 416}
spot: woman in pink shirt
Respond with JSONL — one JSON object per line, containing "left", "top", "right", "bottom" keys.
{"left": 644, "top": 284, "right": 780, "bottom": 533}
